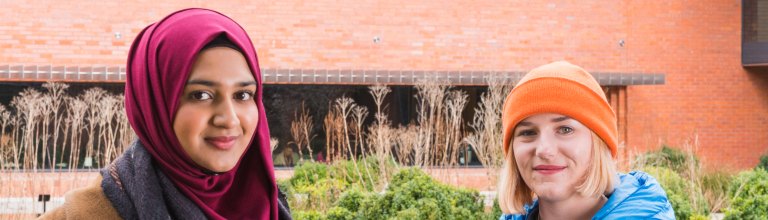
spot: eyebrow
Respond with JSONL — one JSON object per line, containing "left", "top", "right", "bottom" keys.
{"left": 552, "top": 116, "right": 571, "bottom": 122}
{"left": 517, "top": 116, "right": 572, "bottom": 127}
{"left": 186, "top": 79, "right": 257, "bottom": 87}
{"left": 517, "top": 121, "right": 533, "bottom": 127}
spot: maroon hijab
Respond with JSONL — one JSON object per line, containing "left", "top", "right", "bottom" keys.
{"left": 124, "top": 8, "right": 277, "bottom": 219}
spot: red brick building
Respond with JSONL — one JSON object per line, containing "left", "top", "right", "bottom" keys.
{"left": 0, "top": 1, "right": 766, "bottom": 170}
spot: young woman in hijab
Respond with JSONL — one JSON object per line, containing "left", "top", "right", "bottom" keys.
{"left": 497, "top": 61, "right": 674, "bottom": 219}
{"left": 41, "top": 8, "right": 291, "bottom": 220}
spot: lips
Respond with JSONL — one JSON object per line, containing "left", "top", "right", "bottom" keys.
{"left": 204, "top": 136, "right": 239, "bottom": 150}
{"left": 533, "top": 165, "right": 567, "bottom": 175}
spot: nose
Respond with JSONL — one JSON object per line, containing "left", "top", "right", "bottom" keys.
{"left": 534, "top": 131, "right": 557, "bottom": 159}
{"left": 212, "top": 98, "right": 240, "bottom": 128}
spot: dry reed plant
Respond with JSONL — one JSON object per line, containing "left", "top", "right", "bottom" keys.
{"left": 702, "top": 171, "right": 731, "bottom": 213}
{"left": 37, "top": 93, "right": 53, "bottom": 172}
{"left": 313, "top": 82, "right": 500, "bottom": 183}
{"left": 5, "top": 114, "right": 20, "bottom": 171}
{"left": 351, "top": 106, "right": 368, "bottom": 158}
{"left": 99, "top": 95, "right": 128, "bottom": 166}
{"left": 463, "top": 77, "right": 511, "bottom": 190}
{"left": 323, "top": 103, "right": 345, "bottom": 162}
{"left": 333, "top": 96, "right": 364, "bottom": 184}
{"left": 2, "top": 86, "right": 135, "bottom": 170}
{"left": 411, "top": 80, "right": 474, "bottom": 184}
{"left": 443, "top": 90, "right": 468, "bottom": 167}
{"left": 64, "top": 97, "right": 87, "bottom": 171}
{"left": 366, "top": 123, "right": 393, "bottom": 185}
{"left": 4, "top": 87, "right": 51, "bottom": 216}
{"left": 94, "top": 95, "right": 114, "bottom": 167}
{"left": 0, "top": 83, "right": 138, "bottom": 217}
{"left": 323, "top": 109, "right": 335, "bottom": 162}
{"left": 290, "top": 103, "right": 314, "bottom": 162}
{"left": 0, "top": 104, "right": 12, "bottom": 168}
{"left": 414, "top": 80, "right": 449, "bottom": 168}
{"left": 0, "top": 104, "right": 10, "bottom": 208}
{"left": 42, "top": 83, "right": 68, "bottom": 171}
{"left": 367, "top": 85, "right": 392, "bottom": 156}
{"left": 393, "top": 124, "right": 419, "bottom": 166}
{"left": 115, "top": 95, "right": 134, "bottom": 159}
{"left": 683, "top": 135, "right": 707, "bottom": 215}
{"left": 351, "top": 105, "right": 375, "bottom": 188}
{"left": 366, "top": 85, "right": 394, "bottom": 184}
{"left": 11, "top": 88, "right": 43, "bottom": 171}
{"left": 81, "top": 88, "right": 106, "bottom": 169}
{"left": 676, "top": 135, "right": 722, "bottom": 215}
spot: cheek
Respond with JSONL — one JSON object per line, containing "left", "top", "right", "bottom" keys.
{"left": 512, "top": 142, "right": 533, "bottom": 169}
{"left": 238, "top": 105, "right": 260, "bottom": 133}
{"left": 563, "top": 135, "right": 593, "bottom": 167}
{"left": 173, "top": 106, "right": 208, "bottom": 142}
{"left": 512, "top": 142, "right": 534, "bottom": 164}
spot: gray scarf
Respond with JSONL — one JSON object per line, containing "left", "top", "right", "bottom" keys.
{"left": 101, "top": 140, "right": 292, "bottom": 220}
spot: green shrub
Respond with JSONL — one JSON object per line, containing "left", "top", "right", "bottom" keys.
{"left": 724, "top": 168, "right": 768, "bottom": 220}
{"left": 689, "top": 214, "right": 709, "bottom": 220}
{"left": 277, "top": 178, "right": 293, "bottom": 195}
{"left": 332, "top": 159, "right": 363, "bottom": 186}
{"left": 292, "top": 178, "right": 348, "bottom": 211}
{"left": 287, "top": 161, "right": 494, "bottom": 219}
{"left": 448, "top": 188, "right": 484, "bottom": 219}
{"left": 392, "top": 208, "right": 420, "bottom": 220}
{"left": 325, "top": 207, "right": 354, "bottom": 220}
{"left": 335, "top": 187, "right": 366, "bottom": 213}
{"left": 758, "top": 153, "right": 768, "bottom": 170}
{"left": 635, "top": 145, "right": 698, "bottom": 174}
{"left": 342, "top": 168, "right": 486, "bottom": 220}
{"left": 358, "top": 193, "right": 387, "bottom": 220}
{"left": 330, "top": 156, "right": 383, "bottom": 190}
{"left": 643, "top": 166, "right": 709, "bottom": 220}
{"left": 413, "top": 198, "right": 443, "bottom": 220}
{"left": 488, "top": 198, "right": 502, "bottom": 220}
{"left": 291, "top": 161, "right": 331, "bottom": 187}
{"left": 288, "top": 157, "right": 398, "bottom": 212}
{"left": 294, "top": 210, "right": 325, "bottom": 220}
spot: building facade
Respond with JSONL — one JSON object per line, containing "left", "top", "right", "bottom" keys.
{"left": 0, "top": 0, "right": 766, "bottom": 169}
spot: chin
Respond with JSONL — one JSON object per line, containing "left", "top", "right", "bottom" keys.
{"left": 206, "top": 163, "right": 236, "bottom": 173}
{"left": 535, "top": 187, "right": 573, "bottom": 201}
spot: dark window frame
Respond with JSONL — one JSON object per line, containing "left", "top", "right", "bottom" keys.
{"left": 743, "top": 0, "right": 768, "bottom": 66}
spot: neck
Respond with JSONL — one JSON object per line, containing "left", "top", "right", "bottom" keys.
{"left": 538, "top": 193, "right": 606, "bottom": 220}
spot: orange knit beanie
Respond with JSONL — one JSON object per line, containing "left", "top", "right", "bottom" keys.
{"left": 502, "top": 61, "right": 618, "bottom": 157}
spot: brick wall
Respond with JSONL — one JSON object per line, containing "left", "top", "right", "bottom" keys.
{"left": 0, "top": 0, "right": 765, "bottom": 169}
{"left": 622, "top": 1, "right": 768, "bottom": 170}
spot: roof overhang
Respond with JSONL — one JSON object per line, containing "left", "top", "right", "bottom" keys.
{"left": 0, "top": 65, "right": 664, "bottom": 86}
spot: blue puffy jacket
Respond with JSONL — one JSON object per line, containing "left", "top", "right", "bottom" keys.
{"left": 499, "top": 171, "right": 675, "bottom": 220}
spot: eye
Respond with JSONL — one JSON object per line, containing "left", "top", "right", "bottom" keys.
{"left": 557, "top": 126, "right": 574, "bottom": 135}
{"left": 191, "top": 91, "right": 213, "bottom": 101}
{"left": 516, "top": 129, "right": 537, "bottom": 137}
{"left": 235, "top": 90, "right": 254, "bottom": 101}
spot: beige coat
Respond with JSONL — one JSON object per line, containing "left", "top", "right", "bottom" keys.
{"left": 38, "top": 175, "right": 121, "bottom": 219}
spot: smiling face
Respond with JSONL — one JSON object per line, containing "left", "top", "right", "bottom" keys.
{"left": 512, "top": 113, "right": 593, "bottom": 202}
{"left": 173, "top": 46, "right": 259, "bottom": 173}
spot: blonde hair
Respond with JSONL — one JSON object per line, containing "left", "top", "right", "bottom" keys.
{"left": 498, "top": 132, "right": 618, "bottom": 214}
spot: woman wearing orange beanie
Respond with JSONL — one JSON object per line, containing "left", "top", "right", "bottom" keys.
{"left": 497, "top": 61, "right": 674, "bottom": 219}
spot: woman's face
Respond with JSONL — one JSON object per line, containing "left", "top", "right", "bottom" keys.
{"left": 512, "top": 113, "right": 593, "bottom": 202}
{"left": 173, "top": 46, "right": 258, "bottom": 173}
